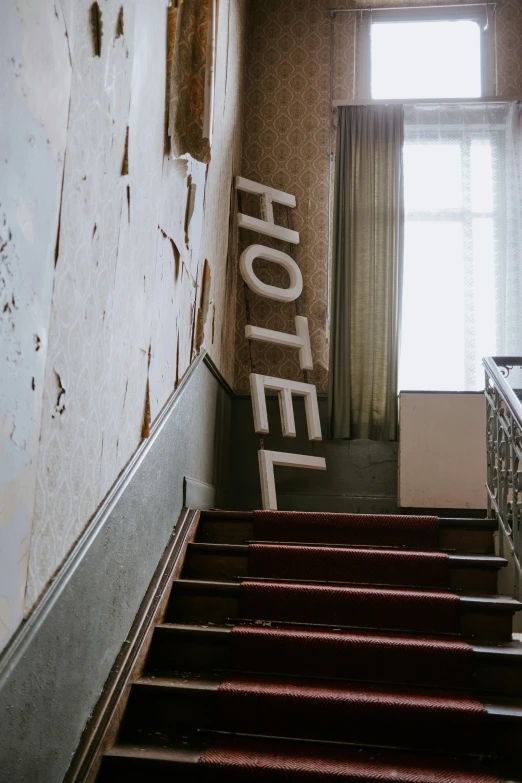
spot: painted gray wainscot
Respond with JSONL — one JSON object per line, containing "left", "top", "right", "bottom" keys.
{"left": 226, "top": 394, "right": 398, "bottom": 513}
{"left": 0, "top": 352, "right": 231, "bottom": 783}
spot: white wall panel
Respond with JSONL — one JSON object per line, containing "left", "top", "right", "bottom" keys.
{"left": 0, "top": 0, "right": 71, "bottom": 651}
{"left": 399, "top": 392, "right": 487, "bottom": 510}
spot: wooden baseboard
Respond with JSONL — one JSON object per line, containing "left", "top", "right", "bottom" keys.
{"left": 64, "top": 507, "right": 200, "bottom": 783}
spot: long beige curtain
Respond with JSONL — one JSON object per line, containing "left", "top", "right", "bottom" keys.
{"left": 328, "top": 105, "right": 404, "bottom": 440}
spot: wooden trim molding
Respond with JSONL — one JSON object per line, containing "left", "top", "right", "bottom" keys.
{"left": 203, "top": 351, "right": 236, "bottom": 397}
{"left": 64, "top": 507, "right": 201, "bottom": 783}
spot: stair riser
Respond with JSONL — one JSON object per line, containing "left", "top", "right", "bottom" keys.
{"left": 165, "top": 588, "right": 516, "bottom": 642}
{"left": 182, "top": 551, "right": 500, "bottom": 594}
{"left": 97, "top": 754, "right": 522, "bottom": 783}
{"left": 119, "top": 687, "right": 214, "bottom": 743}
{"left": 197, "top": 520, "right": 253, "bottom": 545}
{"left": 146, "top": 629, "right": 522, "bottom": 697}
{"left": 451, "top": 568, "right": 499, "bottom": 593}
{"left": 97, "top": 757, "right": 200, "bottom": 783}
{"left": 439, "top": 528, "right": 495, "bottom": 555}
{"left": 197, "top": 521, "right": 496, "bottom": 554}
{"left": 148, "top": 631, "right": 231, "bottom": 674}
{"left": 118, "top": 685, "right": 522, "bottom": 760}
{"left": 473, "top": 659, "right": 522, "bottom": 696}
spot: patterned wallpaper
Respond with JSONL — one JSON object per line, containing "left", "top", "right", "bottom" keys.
{"left": 235, "top": 0, "right": 522, "bottom": 392}
{"left": 497, "top": 0, "right": 522, "bottom": 95}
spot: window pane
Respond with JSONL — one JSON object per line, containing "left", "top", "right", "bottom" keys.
{"left": 371, "top": 21, "right": 482, "bottom": 99}
{"left": 404, "top": 144, "right": 462, "bottom": 212}
{"left": 400, "top": 221, "right": 465, "bottom": 391}
{"left": 471, "top": 141, "right": 493, "bottom": 212}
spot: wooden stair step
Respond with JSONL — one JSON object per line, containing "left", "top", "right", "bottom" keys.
{"left": 98, "top": 743, "right": 203, "bottom": 782}
{"left": 182, "top": 542, "right": 506, "bottom": 594}
{"left": 165, "top": 579, "right": 522, "bottom": 642}
{"left": 147, "top": 623, "right": 522, "bottom": 696}
{"left": 196, "top": 512, "right": 497, "bottom": 554}
{"left": 439, "top": 519, "right": 498, "bottom": 555}
{"left": 115, "top": 673, "right": 522, "bottom": 760}
{"left": 97, "top": 738, "right": 520, "bottom": 783}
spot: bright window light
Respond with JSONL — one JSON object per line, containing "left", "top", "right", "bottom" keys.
{"left": 404, "top": 144, "right": 462, "bottom": 212}
{"left": 371, "top": 21, "right": 482, "bottom": 99}
{"left": 399, "top": 220, "right": 466, "bottom": 391}
{"left": 399, "top": 137, "right": 496, "bottom": 391}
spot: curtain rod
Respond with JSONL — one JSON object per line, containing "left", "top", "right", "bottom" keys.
{"left": 328, "top": 3, "right": 495, "bottom": 13}
{"left": 332, "top": 96, "right": 518, "bottom": 106}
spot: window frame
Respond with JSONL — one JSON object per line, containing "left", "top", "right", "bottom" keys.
{"left": 363, "top": 5, "right": 496, "bottom": 100}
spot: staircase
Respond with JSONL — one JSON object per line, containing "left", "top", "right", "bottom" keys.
{"left": 97, "top": 510, "right": 522, "bottom": 782}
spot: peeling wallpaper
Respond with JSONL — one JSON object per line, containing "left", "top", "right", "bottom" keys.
{"left": 0, "top": 1, "right": 71, "bottom": 652}
{"left": 234, "top": 0, "right": 522, "bottom": 392}
{"left": 1, "top": 0, "right": 245, "bottom": 649}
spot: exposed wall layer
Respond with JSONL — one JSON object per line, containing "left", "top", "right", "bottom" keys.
{"left": 0, "top": 0, "right": 245, "bottom": 652}
{"left": 0, "top": 0, "right": 72, "bottom": 652}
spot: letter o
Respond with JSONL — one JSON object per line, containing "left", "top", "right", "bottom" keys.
{"left": 239, "top": 244, "right": 303, "bottom": 302}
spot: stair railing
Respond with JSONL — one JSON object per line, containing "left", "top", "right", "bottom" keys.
{"left": 483, "top": 357, "right": 522, "bottom": 596}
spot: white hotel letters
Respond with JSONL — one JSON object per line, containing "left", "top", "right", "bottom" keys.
{"left": 235, "top": 176, "right": 327, "bottom": 510}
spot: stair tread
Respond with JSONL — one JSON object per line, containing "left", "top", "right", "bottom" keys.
{"left": 438, "top": 518, "right": 497, "bottom": 528}
{"left": 451, "top": 555, "right": 506, "bottom": 566}
{"left": 156, "top": 621, "right": 522, "bottom": 657}
{"left": 97, "top": 510, "right": 520, "bottom": 781}
{"left": 104, "top": 738, "right": 517, "bottom": 781}
{"left": 473, "top": 640, "right": 522, "bottom": 656}
{"left": 105, "top": 742, "right": 202, "bottom": 763}
{"left": 138, "top": 674, "right": 221, "bottom": 691}
{"left": 200, "top": 511, "right": 495, "bottom": 523}
{"left": 134, "top": 673, "right": 522, "bottom": 717}
{"left": 187, "top": 541, "right": 506, "bottom": 566}
{"left": 173, "top": 577, "right": 522, "bottom": 609}
{"left": 199, "top": 511, "right": 496, "bottom": 527}
{"left": 201, "top": 510, "right": 254, "bottom": 520}
{"left": 156, "top": 622, "right": 522, "bottom": 666}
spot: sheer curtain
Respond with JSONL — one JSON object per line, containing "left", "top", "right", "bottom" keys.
{"left": 400, "top": 102, "right": 522, "bottom": 391}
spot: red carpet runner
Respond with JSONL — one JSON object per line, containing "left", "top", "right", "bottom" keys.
{"left": 215, "top": 676, "right": 487, "bottom": 753}
{"left": 229, "top": 626, "right": 474, "bottom": 688}
{"left": 239, "top": 581, "right": 461, "bottom": 633}
{"left": 248, "top": 544, "right": 450, "bottom": 587}
{"left": 253, "top": 511, "right": 440, "bottom": 549}
{"left": 200, "top": 737, "right": 497, "bottom": 782}
{"left": 197, "top": 511, "right": 497, "bottom": 782}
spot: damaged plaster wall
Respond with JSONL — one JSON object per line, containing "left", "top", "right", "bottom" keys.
{"left": 0, "top": 0, "right": 245, "bottom": 651}
{"left": 235, "top": 0, "right": 522, "bottom": 392}
{"left": 0, "top": 1, "right": 71, "bottom": 652}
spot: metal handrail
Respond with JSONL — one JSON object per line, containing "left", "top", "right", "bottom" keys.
{"left": 483, "top": 356, "right": 522, "bottom": 429}
{"left": 483, "top": 356, "right": 522, "bottom": 596}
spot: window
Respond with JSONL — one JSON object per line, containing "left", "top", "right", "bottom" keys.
{"left": 372, "top": 21, "right": 482, "bottom": 99}
{"left": 367, "top": 6, "right": 494, "bottom": 100}
{"left": 364, "top": 5, "right": 500, "bottom": 391}
{"left": 399, "top": 110, "right": 501, "bottom": 391}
